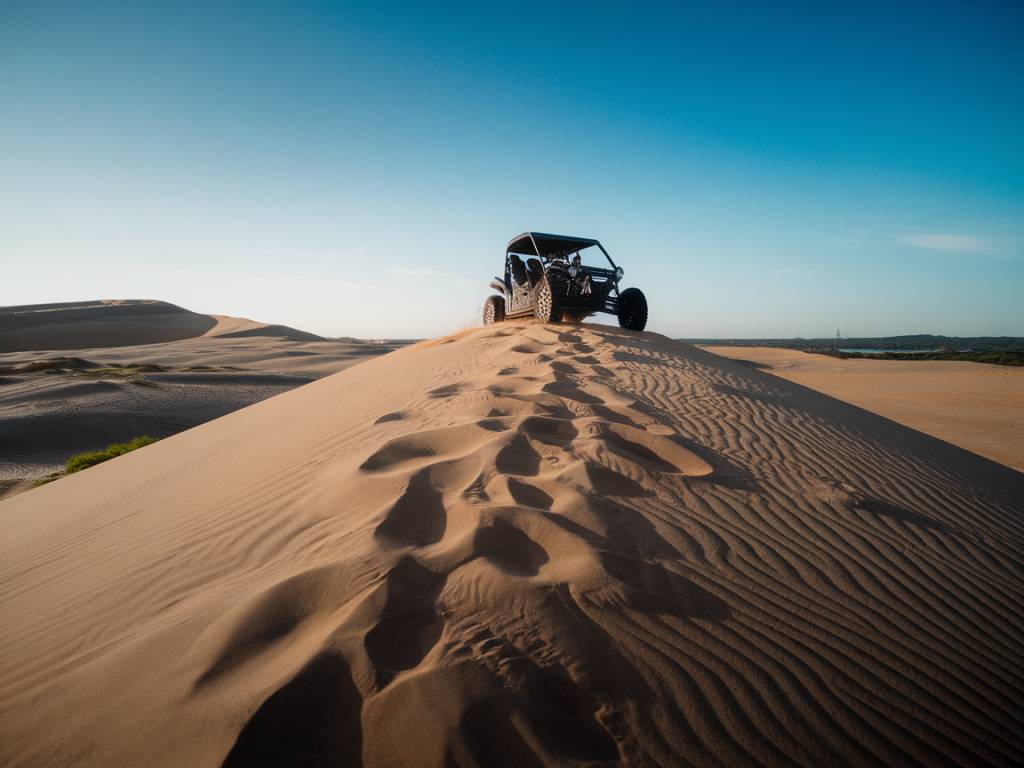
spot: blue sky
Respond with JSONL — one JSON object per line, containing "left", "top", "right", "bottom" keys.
{"left": 2, "top": 1, "right": 1022, "bottom": 338}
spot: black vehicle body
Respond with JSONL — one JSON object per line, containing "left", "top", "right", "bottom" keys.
{"left": 484, "top": 232, "right": 648, "bottom": 331}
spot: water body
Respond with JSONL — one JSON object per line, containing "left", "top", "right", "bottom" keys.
{"left": 840, "top": 348, "right": 940, "bottom": 355}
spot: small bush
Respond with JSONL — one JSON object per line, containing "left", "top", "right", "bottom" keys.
{"left": 81, "top": 363, "right": 166, "bottom": 379}
{"left": 31, "top": 473, "right": 62, "bottom": 488}
{"left": 66, "top": 436, "right": 157, "bottom": 474}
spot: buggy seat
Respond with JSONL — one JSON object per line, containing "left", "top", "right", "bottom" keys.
{"left": 526, "top": 258, "right": 543, "bottom": 287}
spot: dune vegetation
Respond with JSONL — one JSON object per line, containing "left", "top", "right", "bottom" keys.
{"left": 65, "top": 436, "right": 157, "bottom": 474}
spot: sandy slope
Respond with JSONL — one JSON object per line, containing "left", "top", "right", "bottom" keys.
{"left": 203, "top": 314, "right": 324, "bottom": 342}
{"left": 705, "top": 346, "right": 1024, "bottom": 472}
{"left": 1, "top": 323, "right": 1022, "bottom": 767}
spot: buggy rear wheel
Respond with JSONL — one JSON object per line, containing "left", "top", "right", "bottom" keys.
{"left": 534, "top": 276, "right": 559, "bottom": 324}
{"left": 483, "top": 295, "right": 505, "bottom": 325}
{"left": 617, "top": 287, "right": 648, "bottom": 331}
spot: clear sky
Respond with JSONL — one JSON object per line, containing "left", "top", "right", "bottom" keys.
{"left": 2, "top": 1, "right": 1022, "bottom": 338}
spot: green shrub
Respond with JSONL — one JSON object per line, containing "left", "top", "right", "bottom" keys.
{"left": 65, "top": 436, "right": 157, "bottom": 474}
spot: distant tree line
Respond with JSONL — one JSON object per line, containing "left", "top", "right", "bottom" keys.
{"left": 684, "top": 335, "right": 1024, "bottom": 367}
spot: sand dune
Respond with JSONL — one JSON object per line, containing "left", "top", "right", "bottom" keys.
{"left": 0, "top": 300, "right": 217, "bottom": 352}
{"left": 0, "top": 300, "right": 322, "bottom": 354}
{"left": 1, "top": 323, "right": 1022, "bottom": 766}
{"left": 705, "top": 346, "right": 1024, "bottom": 472}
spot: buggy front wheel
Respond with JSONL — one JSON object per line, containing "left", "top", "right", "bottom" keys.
{"left": 617, "top": 288, "right": 648, "bottom": 331}
{"left": 534, "top": 276, "right": 559, "bottom": 324}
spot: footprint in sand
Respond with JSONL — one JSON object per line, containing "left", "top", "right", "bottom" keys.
{"left": 193, "top": 563, "right": 354, "bottom": 691}
{"left": 360, "top": 422, "right": 494, "bottom": 473}
{"left": 517, "top": 415, "right": 579, "bottom": 445}
{"left": 551, "top": 360, "right": 579, "bottom": 374}
{"left": 506, "top": 477, "right": 554, "bottom": 510}
{"left": 427, "top": 383, "right": 464, "bottom": 399}
{"left": 494, "top": 432, "right": 543, "bottom": 477}
{"left": 582, "top": 421, "right": 714, "bottom": 477}
{"left": 221, "top": 651, "right": 363, "bottom": 767}
{"left": 542, "top": 376, "right": 605, "bottom": 405}
{"left": 472, "top": 518, "right": 549, "bottom": 576}
{"left": 597, "top": 551, "right": 729, "bottom": 619}
{"left": 511, "top": 341, "right": 543, "bottom": 354}
{"left": 477, "top": 418, "right": 509, "bottom": 432}
{"left": 364, "top": 556, "right": 447, "bottom": 689}
{"left": 458, "top": 653, "right": 618, "bottom": 765}
{"left": 560, "top": 461, "right": 650, "bottom": 497}
{"left": 375, "top": 469, "right": 447, "bottom": 547}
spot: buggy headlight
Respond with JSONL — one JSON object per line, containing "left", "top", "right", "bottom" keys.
{"left": 615, "top": 267, "right": 624, "bottom": 281}
{"left": 568, "top": 265, "right": 579, "bottom": 277}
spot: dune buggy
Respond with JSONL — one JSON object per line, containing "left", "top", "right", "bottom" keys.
{"left": 483, "top": 232, "right": 648, "bottom": 331}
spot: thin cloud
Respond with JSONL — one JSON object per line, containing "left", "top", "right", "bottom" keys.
{"left": 901, "top": 233, "right": 993, "bottom": 254}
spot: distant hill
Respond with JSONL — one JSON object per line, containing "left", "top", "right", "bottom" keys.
{"left": 0, "top": 300, "right": 323, "bottom": 353}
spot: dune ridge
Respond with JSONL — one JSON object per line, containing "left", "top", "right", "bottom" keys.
{"left": 1, "top": 323, "right": 1022, "bottom": 766}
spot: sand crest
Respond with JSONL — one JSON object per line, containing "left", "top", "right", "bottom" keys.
{"left": 1, "top": 323, "right": 1021, "bottom": 766}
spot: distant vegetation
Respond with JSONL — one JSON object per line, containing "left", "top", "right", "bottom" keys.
{"left": 80, "top": 364, "right": 166, "bottom": 378}
{"left": 0, "top": 356, "right": 95, "bottom": 375}
{"left": 66, "top": 436, "right": 158, "bottom": 474}
{"left": 30, "top": 435, "right": 159, "bottom": 489}
{"left": 686, "top": 335, "right": 1024, "bottom": 366}
{"left": 0, "top": 358, "right": 166, "bottom": 378}
{"left": 838, "top": 349, "right": 1024, "bottom": 365}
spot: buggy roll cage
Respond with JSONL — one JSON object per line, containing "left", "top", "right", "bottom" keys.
{"left": 496, "top": 232, "right": 623, "bottom": 316}
{"left": 505, "top": 232, "right": 619, "bottom": 271}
